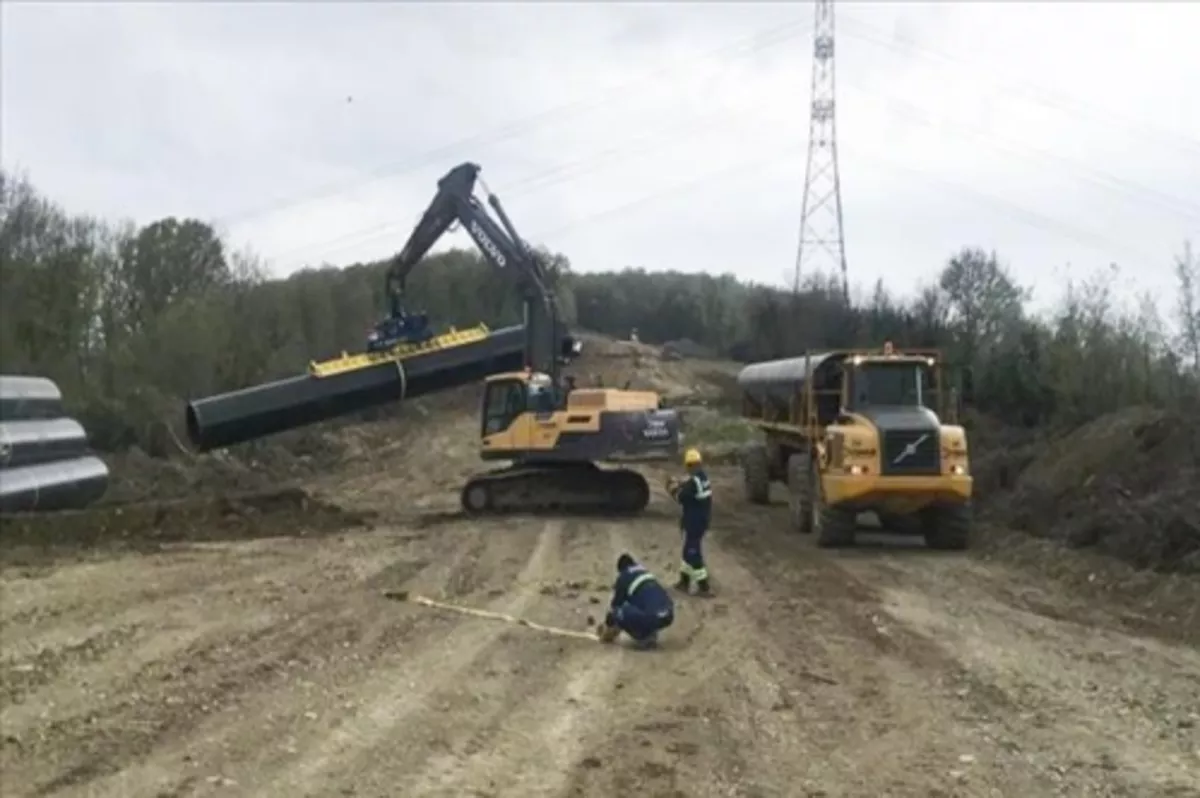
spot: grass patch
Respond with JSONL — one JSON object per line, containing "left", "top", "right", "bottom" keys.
{"left": 681, "top": 409, "right": 758, "bottom": 448}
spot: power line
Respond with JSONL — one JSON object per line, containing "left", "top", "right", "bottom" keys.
{"left": 531, "top": 148, "right": 801, "bottom": 241}
{"left": 283, "top": 118, "right": 1161, "bottom": 283}
{"left": 258, "top": 40, "right": 1182, "bottom": 274}
{"left": 843, "top": 81, "right": 1200, "bottom": 222}
{"left": 211, "top": 18, "right": 808, "bottom": 228}
{"left": 236, "top": 9, "right": 1199, "bottom": 270}
{"left": 275, "top": 90, "right": 1178, "bottom": 275}
{"left": 262, "top": 65, "right": 781, "bottom": 266}
{"left": 857, "top": 149, "right": 1161, "bottom": 266}
{"left": 838, "top": 12, "right": 1200, "bottom": 161}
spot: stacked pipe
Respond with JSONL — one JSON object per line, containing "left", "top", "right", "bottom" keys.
{"left": 0, "top": 376, "right": 110, "bottom": 512}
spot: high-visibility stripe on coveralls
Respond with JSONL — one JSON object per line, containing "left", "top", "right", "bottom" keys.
{"left": 627, "top": 572, "right": 654, "bottom": 597}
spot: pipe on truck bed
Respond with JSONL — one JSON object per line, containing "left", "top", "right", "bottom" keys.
{"left": 737, "top": 355, "right": 836, "bottom": 406}
{"left": 186, "top": 324, "right": 580, "bottom": 452}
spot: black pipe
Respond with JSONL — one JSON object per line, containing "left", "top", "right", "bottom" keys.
{"left": 0, "top": 418, "right": 92, "bottom": 469}
{"left": 0, "top": 375, "right": 65, "bottom": 421}
{"left": 0, "top": 456, "right": 111, "bottom": 513}
{"left": 186, "top": 325, "right": 580, "bottom": 452}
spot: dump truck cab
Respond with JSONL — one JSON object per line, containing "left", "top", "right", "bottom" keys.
{"left": 738, "top": 342, "right": 973, "bottom": 549}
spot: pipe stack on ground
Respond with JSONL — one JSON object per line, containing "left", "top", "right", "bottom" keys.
{"left": 185, "top": 324, "right": 579, "bottom": 451}
{"left": 0, "top": 376, "right": 110, "bottom": 513}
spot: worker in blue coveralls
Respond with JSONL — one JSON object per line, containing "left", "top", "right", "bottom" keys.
{"left": 597, "top": 553, "right": 674, "bottom": 649}
{"left": 667, "top": 447, "right": 713, "bottom": 596}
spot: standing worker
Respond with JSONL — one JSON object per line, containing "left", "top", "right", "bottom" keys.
{"left": 597, "top": 553, "right": 674, "bottom": 649}
{"left": 667, "top": 447, "right": 713, "bottom": 596}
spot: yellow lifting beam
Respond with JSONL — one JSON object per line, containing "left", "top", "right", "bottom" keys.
{"left": 307, "top": 323, "right": 492, "bottom": 379}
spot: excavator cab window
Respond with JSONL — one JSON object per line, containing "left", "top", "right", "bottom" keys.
{"left": 482, "top": 379, "right": 528, "bottom": 436}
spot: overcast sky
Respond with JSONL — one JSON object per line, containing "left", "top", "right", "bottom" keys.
{"left": 3, "top": 2, "right": 1198, "bottom": 315}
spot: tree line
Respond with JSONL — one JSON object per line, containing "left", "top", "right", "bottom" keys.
{"left": 2, "top": 168, "right": 1196, "bottom": 453}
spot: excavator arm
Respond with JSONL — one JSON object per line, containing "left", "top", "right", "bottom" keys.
{"left": 381, "top": 162, "right": 567, "bottom": 383}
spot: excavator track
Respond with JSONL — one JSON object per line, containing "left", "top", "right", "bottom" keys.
{"left": 459, "top": 462, "right": 650, "bottom": 516}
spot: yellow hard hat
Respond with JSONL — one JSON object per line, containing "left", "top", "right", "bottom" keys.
{"left": 683, "top": 448, "right": 702, "bottom": 466}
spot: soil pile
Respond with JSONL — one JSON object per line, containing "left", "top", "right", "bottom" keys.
{"left": 990, "top": 407, "right": 1200, "bottom": 573}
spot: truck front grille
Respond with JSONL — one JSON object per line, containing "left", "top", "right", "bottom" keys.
{"left": 880, "top": 429, "right": 940, "bottom": 476}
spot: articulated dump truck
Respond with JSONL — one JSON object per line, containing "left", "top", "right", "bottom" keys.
{"left": 736, "top": 342, "right": 973, "bottom": 549}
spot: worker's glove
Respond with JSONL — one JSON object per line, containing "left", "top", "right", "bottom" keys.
{"left": 665, "top": 476, "right": 682, "bottom": 496}
{"left": 596, "top": 622, "right": 619, "bottom": 644}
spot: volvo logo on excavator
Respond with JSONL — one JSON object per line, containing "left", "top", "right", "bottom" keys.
{"left": 469, "top": 220, "right": 507, "bottom": 268}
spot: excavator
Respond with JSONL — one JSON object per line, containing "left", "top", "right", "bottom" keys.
{"left": 378, "top": 162, "right": 680, "bottom": 515}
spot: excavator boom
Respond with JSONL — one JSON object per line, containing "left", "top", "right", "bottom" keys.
{"left": 380, "top": 163, "right": 565, "bottom": 383}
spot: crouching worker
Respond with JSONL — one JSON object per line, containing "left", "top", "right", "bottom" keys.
{"left": 597, "top": 553, "right": 674, "bottom": 649}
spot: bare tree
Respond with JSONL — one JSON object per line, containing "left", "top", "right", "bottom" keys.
{"left": 1175, "top": 241, "right": 1199, "bottom": 372}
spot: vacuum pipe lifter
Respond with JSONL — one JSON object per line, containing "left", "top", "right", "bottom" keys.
{"left": 380, "top": 162, "right": 680, "bottom": 515}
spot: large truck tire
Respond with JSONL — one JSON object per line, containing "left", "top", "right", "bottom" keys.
{"left": 815, "top": 491, "right": 857, "bottom": 548}
{"left": 740, "top": 442, "right": 771, "bottom": 504}
{"left": 922, "top": 502, "right": 972, "bottom": 550}
{"left": 812, "top": 463, "right": 856, "bottom": 547}
{"left": 786, "top": 452, "right": 814, "bottom": 534}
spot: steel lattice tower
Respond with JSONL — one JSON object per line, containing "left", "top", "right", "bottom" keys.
{"left": 793, "top": 0, "right": 848, "bottom": 301}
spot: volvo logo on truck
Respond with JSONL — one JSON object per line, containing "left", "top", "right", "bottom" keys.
{"left": 892, "top": 433, "right": 929, "bottom": 465}
{"left": 469, "top": 220, "right": 507, "bottom": 268}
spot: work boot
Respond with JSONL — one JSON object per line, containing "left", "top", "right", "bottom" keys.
{"left": 696, "top": 579, "right": 713, "bottom": 597}
{"left": 674, "top": 574, "right": 690, "bottom": 594}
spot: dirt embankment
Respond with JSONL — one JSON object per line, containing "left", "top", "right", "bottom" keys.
{"left": 972, "top": 406, "right": 1200, "bottom": 575}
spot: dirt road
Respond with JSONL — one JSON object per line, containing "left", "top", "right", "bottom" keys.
{"left": 3, "top": 411, "right": 1199, "bottom": 797}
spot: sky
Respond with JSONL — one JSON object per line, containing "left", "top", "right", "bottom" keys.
{"left": 3, "top": 1, "right": 1199, "bottom": 316}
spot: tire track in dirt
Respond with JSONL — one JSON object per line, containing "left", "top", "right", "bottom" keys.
{"left": 851, "top": 560, "right": 1200, "bottom": 794}
{"left": 560, "top": 512, "right": 815, "bottom": 798}
{"left": 4, "top": 542, "right": 336, "bottom": 665}
{"left": 62, "top": 517, "right": 556, "bottom": 798}
{"left": 395, "top": 521, "right": 639, "bottom": 798}
{"left": 0, "top": 535, "right": 397, "bottom": 737}
{"left": 399, "top": 634, "right": 620, "bottom": 798}
{"left": 669, "top": 492, "right": 1038, "bottom": 796}
{"left": 718, "top": 479, "right": 1200, "bottom": 796}
{"left": 1, "top": 543, "right": 281, "bottom": 634}
{"left": 237, "top": 520, "right": 566, "bottom": 798}
{"left": 3, "top": 522, "right": 465, "bottom": 797}
{"left": 33, "top": 522, "right": 485, "bottom": 798}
